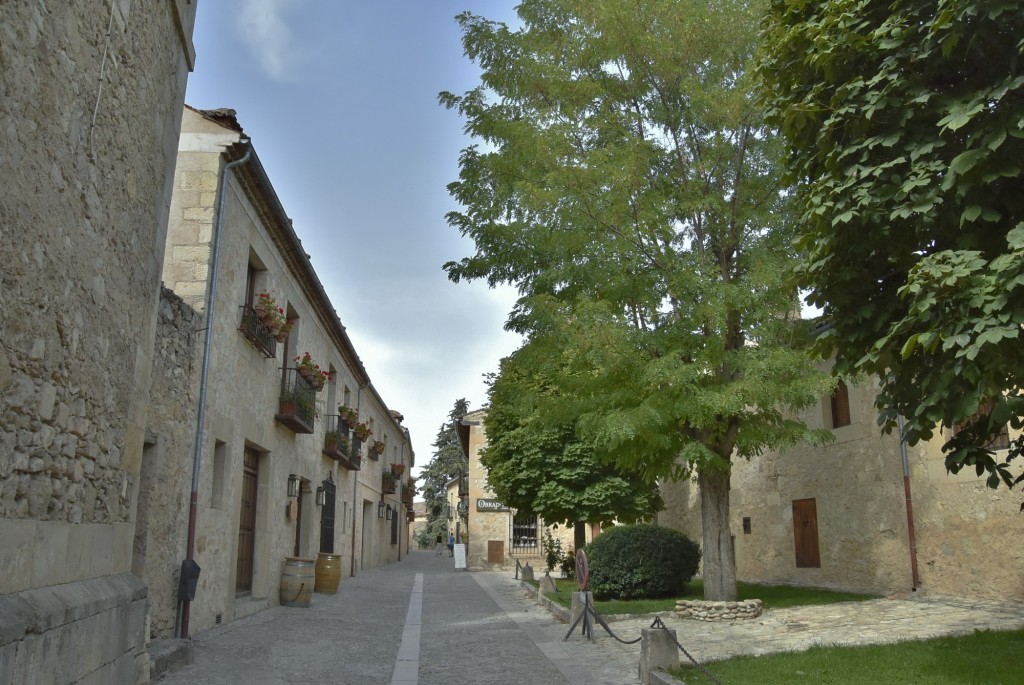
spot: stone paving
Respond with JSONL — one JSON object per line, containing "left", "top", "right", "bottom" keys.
{"left": 155, "top": 550, "right": 1024, "bottom": 684}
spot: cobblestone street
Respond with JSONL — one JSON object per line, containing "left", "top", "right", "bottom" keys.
{"left": 156, "top": 551, "right": 1024, "bottom": 684}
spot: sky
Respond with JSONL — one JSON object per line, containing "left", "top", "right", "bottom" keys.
{"left": 185, "top": 1, "right": 524, "bottom": 480}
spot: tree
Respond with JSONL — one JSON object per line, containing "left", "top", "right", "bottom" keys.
{"left": 417, "top": 398, "right": 470, "bottom": 543}
{"left": 442, "top": 0, "right": 830, "bottom": 599}
{"left": 481, "top": 339, "right": 664, "bottom": 549}
{"left": 760, "top": 0, "right": 1024, "bottom": 494}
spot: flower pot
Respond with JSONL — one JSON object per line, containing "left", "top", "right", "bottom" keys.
{"left": 391, "top": 464, "right": 405, "bottom": 476}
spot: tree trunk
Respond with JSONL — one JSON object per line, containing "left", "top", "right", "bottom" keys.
{"left": 573, "top": 521, "right": 587, "bottom": 553}
{"left": 698, "top": 465, "right": 737, "bottom": 601}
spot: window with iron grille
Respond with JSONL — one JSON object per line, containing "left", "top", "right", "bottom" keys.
{"left": 952, "top": 398, "right": 1011, "bottom": 451}
{"left": 511, "top": 514, "right": 538, "bottom": 550}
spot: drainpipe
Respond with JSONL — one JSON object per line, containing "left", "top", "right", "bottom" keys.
{"left": 897, "top": 414, "right": 921, "bottom": 590}
{"left": 398, "top": 441, "right": 405, "bottom": 561}
{"left": 180, "top": 142, "right": 252, "bottom": 639}
{"left": 351, "top": 383, "right": 365, "bottom": 577}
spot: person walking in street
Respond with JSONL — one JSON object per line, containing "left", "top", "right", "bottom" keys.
{"left": 435, "top": 533, "right": 443, "bottom": 556}
{"left": 447, "top": 532, "right": 456, "bottom": 558}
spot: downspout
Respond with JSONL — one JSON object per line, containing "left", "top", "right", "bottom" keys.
{"left": 897, "top": 414, "right": 921, "bottom": 590}
{"left": 398, "top": 441, "right": 405, "bottom": 561}
{"left": 351, "top": 383, "right": 366, "bottom": 577}
{"left": 180, "top": 142, "right": 252, "bottom": 639}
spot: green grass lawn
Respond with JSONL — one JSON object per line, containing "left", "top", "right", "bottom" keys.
{"left": 669, "top": 628, "right": 1024, "bottom": 685}
{"left": 533, "top": 577, "right": 879, "bottom": 614}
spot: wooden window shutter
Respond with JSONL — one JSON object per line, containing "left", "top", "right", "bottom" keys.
{"left": 831, "top": 381, "right": 851, "bottom": 428}
{"left": 792, "top": 498, "right": 821, "bottom": 568}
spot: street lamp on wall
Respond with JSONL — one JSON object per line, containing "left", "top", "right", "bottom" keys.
{"left": 315, "top": 486, "right": 326, "bottom": 507}
{"left": 386, "top": 504, "right": 392, "bottom": 521}
{"left": 287, "top": 474, "right": 299, "bottom": 498}
{"left": 377, "top": 501, "right": 386, "bottom": 519}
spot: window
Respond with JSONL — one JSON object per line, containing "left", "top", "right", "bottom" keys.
{"left": 953, "top": 399, "right": 1011, "bottom": 451}
{"left": 830, "top": 381, "right": 851, "bottom": 429}
{"left": 511, "top": 515, "right": 538, "bottom": 550}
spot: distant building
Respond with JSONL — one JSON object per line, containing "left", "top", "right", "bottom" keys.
{"left": 659, "top": 365, "right": 1024, "bottom": 601}
{"left": 0, "top": 2, "right": 197, "bottom": 682}
{"left": 456, "top": 409, "right": 596, "bottom": 572}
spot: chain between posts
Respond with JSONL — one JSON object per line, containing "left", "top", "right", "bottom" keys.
{"left": 649, "top": 616, "right": 723, "bottom": 685}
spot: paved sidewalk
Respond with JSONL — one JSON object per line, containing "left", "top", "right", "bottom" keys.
{"left": 593, "top": 594, "right": 1024, "bottom": 666}
{"left": 155, "top": 551, "right": 1024, "bottom": 684}
{"left": 155, "top": 551, "right": 640, "bottom": 685}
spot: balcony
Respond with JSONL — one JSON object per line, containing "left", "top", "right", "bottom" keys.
{"left": 323, "top": 415, "right": 360, "bottom": 470}
{"left": 275, "top": 369, "right": 315, "bottom": 434}
{"left": 238, "top": 305, "right": 277, "bottom": 358}
{"left": 382, "top": 472, "right": 397, "bottom": 495}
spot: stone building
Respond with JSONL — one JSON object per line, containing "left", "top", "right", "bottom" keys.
{"left": 0, "top": 2, "right": 197, "bottom": 683}
{"left": 659, "top": 369, "right": 1024, "bottom": 602}
{"left": 456, "top": 410, "right": 595, "bottom": 572}
{"left": 137, "top": 106, "right": 415, "bottom": 640}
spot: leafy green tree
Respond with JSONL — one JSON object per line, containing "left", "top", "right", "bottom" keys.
{"left": 481, "top": 340, "right": 663, "bottom": 545}
{"left": 442, "top": 0, "right": 830, "bottom": 599}
{"left": 760, "top": 0, "right": 1024, "bottom": 493}
{"left": 419, "top": 398, "right": 470, "bottom": 537}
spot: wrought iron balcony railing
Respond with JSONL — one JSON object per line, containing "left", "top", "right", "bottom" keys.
{"left": 238, "top": 305, "right": 277, "bottom": 358}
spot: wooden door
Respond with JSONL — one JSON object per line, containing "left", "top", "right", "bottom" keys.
{"left": 792, "top": 498, "right": 821, "bottom": 568}
{"left": 319, "top": 479, "right": 336, "bottom": 554}
{"left": 236, "top": 449, "right": 259, "bottom": 594}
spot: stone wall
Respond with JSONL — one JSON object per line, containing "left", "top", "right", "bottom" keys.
{"left": 134, "top": 288, "right": 202, "bottom": 639}
{"left": 659, "top": 369, "right": 1024, "bottom": 602}
{"left": 0, "top": 2, "right": 196, "bottom": 682}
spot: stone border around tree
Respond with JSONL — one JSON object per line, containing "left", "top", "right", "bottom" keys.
{"left": 675, "top": 598, "right": 763, "bottom": 621}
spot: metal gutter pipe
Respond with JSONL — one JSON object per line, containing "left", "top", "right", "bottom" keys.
{"left": 180, "top": 142, "right": 252, "bottom": 638}
{"left": 351, "top": 383, "right": 365, "bottom": 577}
{"left": 897, "top": 414, "right": 921, "bottom": 590}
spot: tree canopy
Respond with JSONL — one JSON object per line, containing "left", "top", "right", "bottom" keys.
{"left": 481, "top": 340, "right": 663, "bottom": 527}
{"left": 416, "top": 398, "right": 469, "bottom": 547}
{"left": 760, "top": 0, "right": 1024, "bottom": 492}
{"left": 442, "top": 0, "right": 830, "bottom": 599}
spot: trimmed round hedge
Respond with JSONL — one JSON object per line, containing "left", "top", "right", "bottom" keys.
{"left": 584, "top": 524, "right": 700, "bottom": 600}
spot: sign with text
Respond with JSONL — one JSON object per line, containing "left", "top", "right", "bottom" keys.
{"left": 453, "top": 543, "right": 467, "bottom": 570}
{"left": 476, "top": 498, "right": 509, "bottom": 512}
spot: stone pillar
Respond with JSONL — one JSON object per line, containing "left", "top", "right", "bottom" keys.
{"left": 521, "top": 563, "right": 535, "bottom": 582}
{"left": 570, "top": 591, "right": 592, "bottom": 625}
{"left": 540, "top": 572, "right": 558, "bottom": 595}
{"left": 638, "top": 626, "right": 680, "bottom": 685}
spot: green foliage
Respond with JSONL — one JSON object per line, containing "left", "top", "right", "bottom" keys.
{"left": 671, "top": 629, "right": 1024, "bottom": 685}
{"left": 419, "top": 399, "right": 470, "bottom": 531}
{"left": 482, "top": 341, "right": 663, "bottom": 527}
{"left": 584, "top": 524, "right": 700, "bottom": 600}
{"left": 559, "top": 547, "right": 576, "bottom": 580}
{"left": 542, "top": 532, "right": 562, "bottom": 574}
{"left": 443, "top": 0, "right": 832, "bottom": 600}
{"left": 760, "top": 0, "right": 1024, "bottom": 492}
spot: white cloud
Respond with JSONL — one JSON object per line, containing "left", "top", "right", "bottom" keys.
{"left": 237, "top": 0, "right": 302, "bottom": 81}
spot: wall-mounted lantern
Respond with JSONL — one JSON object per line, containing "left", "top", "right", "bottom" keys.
{"left": 287, "top": 474, "right": 300, "bottom": 498}
{"left": 386, "top": 504, "right": 392, "bottom": 521}
{"left": 377, "top": 501, "right": 386, "bottom": 519}
{"left": 315, "top": 486, "right": 326, "bottom": 507}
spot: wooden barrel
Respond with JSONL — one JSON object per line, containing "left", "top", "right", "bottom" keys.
{"left": 280, "top": 557, "right": 316, "bottom": 607}
{"left": 314, "top": 553, "right": 342, "bottom": 594}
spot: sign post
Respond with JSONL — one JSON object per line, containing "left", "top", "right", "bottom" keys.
{"left": 453, "top": 543, "right": 467, "bottom": 570}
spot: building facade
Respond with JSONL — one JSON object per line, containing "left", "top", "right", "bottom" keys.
{"left": 0, "top": 2, "right": 197, "bottom": 683}
{"left": 457, "top": 410, "right": 593, "bottom": 572}
{"left": 659, "top": 369, "right": 1024, "bottom": 601}
{"left": 137, "top": 106, "right": 415, "bottom": 640}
